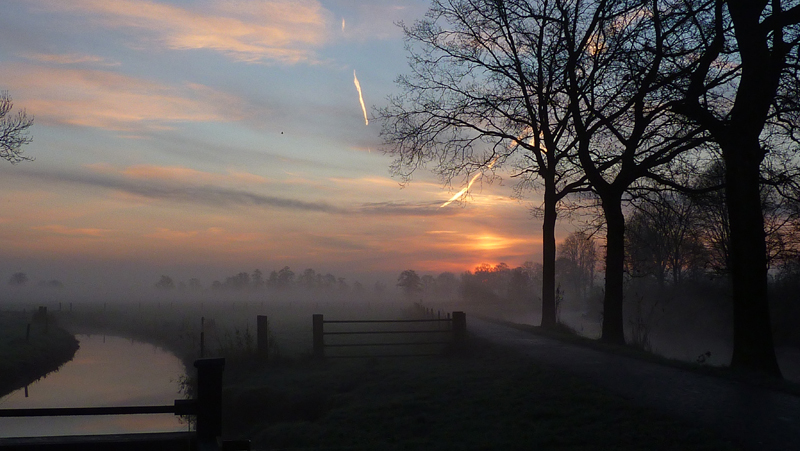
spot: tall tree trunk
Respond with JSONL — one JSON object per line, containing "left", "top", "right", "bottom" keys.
{"left": 601, "top": 195, "right": 626, "bottom": 344}
{"left": 720, "top": 0, "right": 781, "bottom": 378}
{"left": 541, "top": 177, "right": 558, "bottom": 328}
{"left": 723, "top": 139, "right": 782, "bottom": 377}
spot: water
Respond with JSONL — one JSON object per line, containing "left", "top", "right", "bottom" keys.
{"left": 0, "top": 334, "right": 187, "bottom": 437}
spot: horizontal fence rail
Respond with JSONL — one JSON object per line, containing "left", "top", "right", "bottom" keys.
{"left": 0, "top": 358, "right": 242, "bottom": 450}
{"left": 312, "top": 312, "right": 466, "bottom": 358}
{"left": 0, "top": 402, "right": 191, "bottom": 417}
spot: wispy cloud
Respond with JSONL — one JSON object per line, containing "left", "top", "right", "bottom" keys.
{"left": 0, "top": 64, "right": 247, "bottom": 131}
{"left": 357, "top": 201, "right": 448, "bottom": 217}
{"left": 32, "top": 224, "right": 111, "bottom": 238}
{"left": 16, "top": 165, "right": 458, "bottom": 218}
{"left": 20, "top": 52, "right": 120, "bottom": 66}
{"left": 24, "top": 166, "right": 348, "bottom": 214}
{"left": 33, "top": 0, "right": 333, "bottom": 64}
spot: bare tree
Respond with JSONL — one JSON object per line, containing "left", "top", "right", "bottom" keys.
{"left": 397, "top": 270, "right": 423, "bottom": 298}
{"left": 557, "top": 231, "right": 597, "bottom": 299}
{"left": 669, "top": 0, "right": 800, "bottom": 377}
{"left": 379, "top": 0, "right": 590, "bottom": 329}
{"left": 155, "top": 275, "right": 175, "bottom": 290}
{"left": 8, "top": 272, "right": 28, "bottom": 287}
{"left": 560, "top": 0, "right": 712, "bottom": 343}
{"left": 625, "top": 191, "right": 706, "bottom": 286}
{"left": 0, "top": 91, "right": 34, "bottom": 163}
{"left": 692, "top": 160, "right": 800, "bottom": 275}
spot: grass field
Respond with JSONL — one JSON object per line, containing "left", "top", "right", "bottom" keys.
{"left": 220, "top": 337, "right": 746, "bottom": 451}
{"left": 0, "top": 311, "right": 79, "bottom": 397}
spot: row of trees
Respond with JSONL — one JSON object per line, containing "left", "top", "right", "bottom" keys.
{"left": 6, "top": 272, "right": 64, "bottom": 289}
{"left": 397, "top": 232, "right": 597, "bottom": 308}
{"left": 154, "top": 267, "right": 372, "bottom": 294}
{"left": 381, "top": 0, "right": 800, "bottom": 376}
{"left": 625, "top": 180, "right": 800, "bottom": 286}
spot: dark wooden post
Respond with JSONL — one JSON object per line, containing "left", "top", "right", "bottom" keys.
{"left": 312, "top": 314, "right": 324, "bottom": 358}
{"left": 452, "top": 311, "right": 466, "bottom": 346}
{"left": 194, "top": 357, "right": 225, "bottom": 444}
{"left": 257, "top": 315, "right": 269, "bottom": 361}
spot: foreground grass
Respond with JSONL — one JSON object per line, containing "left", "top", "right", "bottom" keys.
{"left": 0, "top": 311, "right": 79, "bottom": 397}
{"left": 221, "top": 338, "right": 745, "bottom": 451}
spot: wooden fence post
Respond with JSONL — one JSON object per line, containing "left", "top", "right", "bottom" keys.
{"left": 257, "top": 315, "right": 269, "bottom": 362}
{"left": 452, "top": 311, "right": 466, "bottom": 346}
{"left": 312, "top": 314, "right": 324, "bottom": 358}
{"left": 194, "top": 357, "right": 225, "bottom": 444}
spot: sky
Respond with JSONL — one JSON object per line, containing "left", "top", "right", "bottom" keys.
{"left": 0, "top": 0, "right": 561, "bottom": 291}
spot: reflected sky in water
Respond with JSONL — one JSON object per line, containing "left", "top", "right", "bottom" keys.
{"left": 0, "top": 334, "right": 187, "bottom": 437}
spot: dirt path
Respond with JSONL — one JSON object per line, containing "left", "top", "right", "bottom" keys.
{"left": 469, "top": 317, "right": 800, "bottom": 451}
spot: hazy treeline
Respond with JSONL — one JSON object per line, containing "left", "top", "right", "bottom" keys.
{"left": 5, "top": 272, "right": 64, "bottom": 289}
{"left": 154, "top": 267, "right": 383, "bottom": 297}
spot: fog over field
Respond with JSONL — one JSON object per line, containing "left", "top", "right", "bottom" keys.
{"left": 3, "top": 255, "right": 799, "bottom": 382}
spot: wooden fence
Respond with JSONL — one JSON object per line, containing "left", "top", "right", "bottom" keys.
{"left": 0, "top": 358, "right": 249, "bottom": 451}
{"left": 312, "top": 311, "right": 466, "bottom": 358}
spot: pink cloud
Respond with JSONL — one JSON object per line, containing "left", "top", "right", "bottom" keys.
{"left": 86, "top": 163, "right": 269, "bottom": 186}
{"left": 34, "top": 0, "right": 332, "bottom": 64}
{"left": 20, "top": 52, "right": 120, "bottom": 66}
{"left": 32, "top": 224, "right": 111, "bottom": 238}
{"left": 0, "top": 64, "right": 246, "bottom": 131}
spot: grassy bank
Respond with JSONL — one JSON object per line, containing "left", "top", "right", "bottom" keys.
{"left": 0, "top": 311, "right": 79, "bottom": 397}
{"left": 221, "top": 338, "right": 745, "bottom": 450}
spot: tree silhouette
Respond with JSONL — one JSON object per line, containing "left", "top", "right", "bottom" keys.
{"left": 625, "top": 192, "right": 706, "bottom": 286}
{"left": 673, "top": 0, "right": 800, "bottom": 376}
{"left": 0, "top": 92, "right": 33, "bottom": 163}
{"left": 397, "top": 270, "right": 422, "bottom": 298}
{"left": 155, "top": 275, "right": 175, "bottom": 290}
{"left": 558, "top": 0, "right": 713, "bottom": 343}
{"left": 8, "top": 272, "right": 28, "bottom": 286}
{"left": 558, "top": 231, "right": 597, "bottom": 299}
{"left": 379, "top": 0, "right": 591, "bottom": 328}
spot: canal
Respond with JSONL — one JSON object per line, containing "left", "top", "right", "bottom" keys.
{"left": 0, "top": 334, "right": 187, "bottom": 437}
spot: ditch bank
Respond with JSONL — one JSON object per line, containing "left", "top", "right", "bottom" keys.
{"left": 0, "top": 311, "right": 80, "bottom": 398}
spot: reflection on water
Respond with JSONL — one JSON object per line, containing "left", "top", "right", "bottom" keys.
{"left": 0, "top": 334, "right": 187, "bottom": 437}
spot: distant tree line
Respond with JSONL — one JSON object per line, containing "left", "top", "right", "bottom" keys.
{"left": 6, "top": 272, "right": 63, "bottom": 289}
{"left": 154, "top": 267, "right": 370, "bottom": 295}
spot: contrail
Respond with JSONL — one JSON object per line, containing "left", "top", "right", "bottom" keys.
{"left": 353, "top": 70, "right": 368, "bottom": 125}
{"left": 440, "top": 173, "right": 482, "bottom": 208}
{"left": 440, "top": 157, "right": 499, "bottom": 208}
